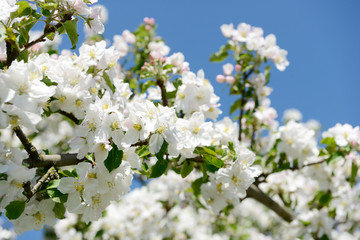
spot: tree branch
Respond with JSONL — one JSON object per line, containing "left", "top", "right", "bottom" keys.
{"left": 246, "top": 184, "right": 296, "bottom": 222}
{"left": 58, "top": 110, "right": 81, "bottom": 125}
{"left": 13, "top": 126, "right": 40, "bottom": 160}
{"left": 156, "top": 78, "right": 168, "bottom": 106}
{"left": 24, "top": 153, "right": 85, "bottom": 168}
{"left": 26, "top": 166, "right": 58, "bottom": 200}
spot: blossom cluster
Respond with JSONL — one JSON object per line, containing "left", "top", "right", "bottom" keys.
{"left": 220, "top": 22, "right": 289, "bottom": 71}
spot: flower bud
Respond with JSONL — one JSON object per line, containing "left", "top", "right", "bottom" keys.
{"left": 216, "top": 75, "right": 225, "bottom": 83}
{"left": 235, "top": 64, "right": 242, "bottom": 72}
{"left": 225, "top": 75, "right": 235, "bottom": 84}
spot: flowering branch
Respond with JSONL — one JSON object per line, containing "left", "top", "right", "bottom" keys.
{"left": 246, "top": 184, "right": 296, "bottom": 222}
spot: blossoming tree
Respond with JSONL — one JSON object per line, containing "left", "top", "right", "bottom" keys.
{"left": 0, "top": 1, "right": 359, "bottom": 239}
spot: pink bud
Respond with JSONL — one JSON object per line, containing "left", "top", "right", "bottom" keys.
{"left": 148, "top": 18, "right": 155, "bottom": 25}
{"left": 216, "top": 75, "right": 225, "bottom": 83}
{"left": 145, "top": 25, "right": 151, "bottom": 31}
{"left": 235, "top": 64, "right": 242, "bottom": 72}
{"left": 225, "top": 76, "right": 235, "bottom": 84}
{"left": 143, "top": 17, "right": 149, "bottom": 23}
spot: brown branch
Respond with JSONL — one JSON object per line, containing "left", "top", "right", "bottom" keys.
{"left": 13, "top": 126, "right": 40, "bottom": 160}
{"left": 131, "top": 139, "right": 149, "bottom": 147}
{"left": 58, "top": 110, "right": 81, "bottom": 125}
{"left": 24, "top": 153, "right": 85, "bottom": 168}
{"left": 156, "top": 78, "right": 168, "bottom": 106}
{"left": 246, "top": 184, "right": 296, "bottom": 222}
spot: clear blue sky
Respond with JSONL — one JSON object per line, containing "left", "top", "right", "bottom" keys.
{"left": 14, "top": 0, "right": 360, "bottom": 239}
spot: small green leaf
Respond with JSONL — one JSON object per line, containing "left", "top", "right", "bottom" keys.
{"left": 230, "top": 99, "right": 242, "bottom": 115}
{"left": 264, "top": 65, "right": 271, "bottom": 85}
{"left": 191, "top": 177, "right": 204, "bottom": 197}
{"left": 5, "top": 201, "right": 26, "bottom": 220}
{"left": 349, "top": 162, "right": 358, "bottom": 186}
{"left": 47, "top": 179, "right": 61, "bottom": 189}
{"left": 103, "top": 71, "right": 115, "bottom": 93}
{"left": 12, "top": 1, "right": 32, "bottom": 18}
{"left": 203, "top": 154, "right": 224, "bottom": 169}
{"left": 136, "top": 145, "right": 151, "bottom": 158}
{"left": 181, "top": 160, "right": 194, "bottom": 178}
{"left": 209, "top": 51, "right": 228, "bottom": 62}
{"left": 150, "top": 141, "right": 168, "bottom": 178}
{"left": 104, "top": 144, "right": 123, "bottom": 173}
{"left": 53, "top": 203, "right": 66, "bottom": 219}
{"left": 47, "top": 188, "right": 68, "bottom": 203}
{"left": 319, "top": 192, "right": 332, "bottom": 207}
{"left": 62, "top": 19, "right": 79, "bottom": 49}
{"left": 327, "top": 152, "right": 343, "bottom": 164}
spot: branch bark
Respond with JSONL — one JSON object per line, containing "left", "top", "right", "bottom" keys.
{"left": 24, "top": 153, "right": 84, "bottom": 168}
{"left": 156, "top": 78, "right": 168, "bottom": 106}
{"left": 13, "top": 126, "right": 40, "bottom": 161}
{"left": 246, "top": 184, "right": 296, "bottom": 222}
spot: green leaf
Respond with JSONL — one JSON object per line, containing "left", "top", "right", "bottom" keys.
{"left": 191, "top": 177, "right": 204, "bottom": 197}
{"left": 327, "top": 152, "right": 344, "bottom": 164}
{"left": 58, "top": 169, "right": 78, "bottom": 178}
{"left": 5, "top": 201, "right": 26, "bottom": 220}
{"left": 201, "top": 146, "right": 217, "bottom": 156}
{"left": 150, "top": 141, "right": 168, "bottom": 178}
{"left": 230, "top": 99, "right": 242, "bottom": 115}
{"left": 62, "top": 19, "right": 79, "bottom": 49}
{"left": 47, "top": 188, "right": 68, "bottom": 203}
{"left": 181, "top": 160, "right": 194, "bottom": 178}
{"left": 203, "top": 154, "right": 224, "bottom": 169}
{"left": 264, "top": 65, "right": 271, "bottom": 85}
{"left": 319, "top": 192, "right": 332, "bottom": 207}
{"left": 17, "top": 49, "right": 29, "bottom": 62}
{"left": 103, "top": 71, "right": 115, "bottom": 93}
{"left": 209, "top": 51, "right": 228, "bottom": 62}
{"left": 53, "top": 203, "right": 66, "bottom": 219}
{"left": 136, "top": 145, "right": 151, "bottom": 158}
{"left": 104, "top": 144, "right": 123, "bottom": 173}
{"left": 12, "top": 1, "right": 32, "bottom": 18}
{"left": 47, "top": 179, "right": 61, "bottom": 189}
{"left": 349, "top": 162, "right": 358, "bottom": 186}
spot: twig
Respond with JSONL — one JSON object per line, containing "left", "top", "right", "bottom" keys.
{"left": 13, "top": 126, "right": 40, "bottom": 160}
{"left": 246, "top": 184, "right": 296, "bottom": 222}
{"left": 58, "top": 110, "right": 81, "bottom": 125}
{"left": 27, "top": 166, "right": 57, "bottom": 201}
{"left": 156, "top": 78, "right": 168, "bottom": 106}
{"left": 238, "top": 68, "right": 254, "bottom": 142}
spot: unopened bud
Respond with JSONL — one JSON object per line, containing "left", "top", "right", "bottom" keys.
{"left": 225, "top": 75, "right": 235, "bottom": 84}
{"left": 216, "top": 75, "right": 225, "bottom": 83}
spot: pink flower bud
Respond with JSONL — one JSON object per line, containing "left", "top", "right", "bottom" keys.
{"left": 144, "top": 17, "right": 150, "bottom": 23}
{"left": 148, "top": 18, "right": 155, "bottom": 25}
{"left": 216, "top": 75, "right": 225, "bottom": 83}
{"left": 235, "top": 64, "right": 242, "bottom": 72}
{"left": 225, "top": 75, "right": 235, "bottom": 84}
{"left": 145, "top": 25, "right": 151, "bottom": 31}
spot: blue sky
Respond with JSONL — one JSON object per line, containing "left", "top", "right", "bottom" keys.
{"left": 14, "top": 0, "right": 360, "bottom": 239}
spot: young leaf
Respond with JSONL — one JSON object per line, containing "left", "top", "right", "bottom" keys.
{"left": 180, "top": 160, "right": 194, "bottom": 178}
{"left": 150, "top": 141, "right": 168, "bottom": 178}
{"left": 62, "top": 19, "right": 79, "bottom": 49}
{"left": 104, "top": 144, "right": 123, "bottom": 173}
{"left": 53, "top": 203, "right": 66, "bottom": 219}
{"left": 103, "top": 71, "right": 115, "bottom": 93}
{"left": 5, "top": 201, "right": 26, "bottom": 220}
